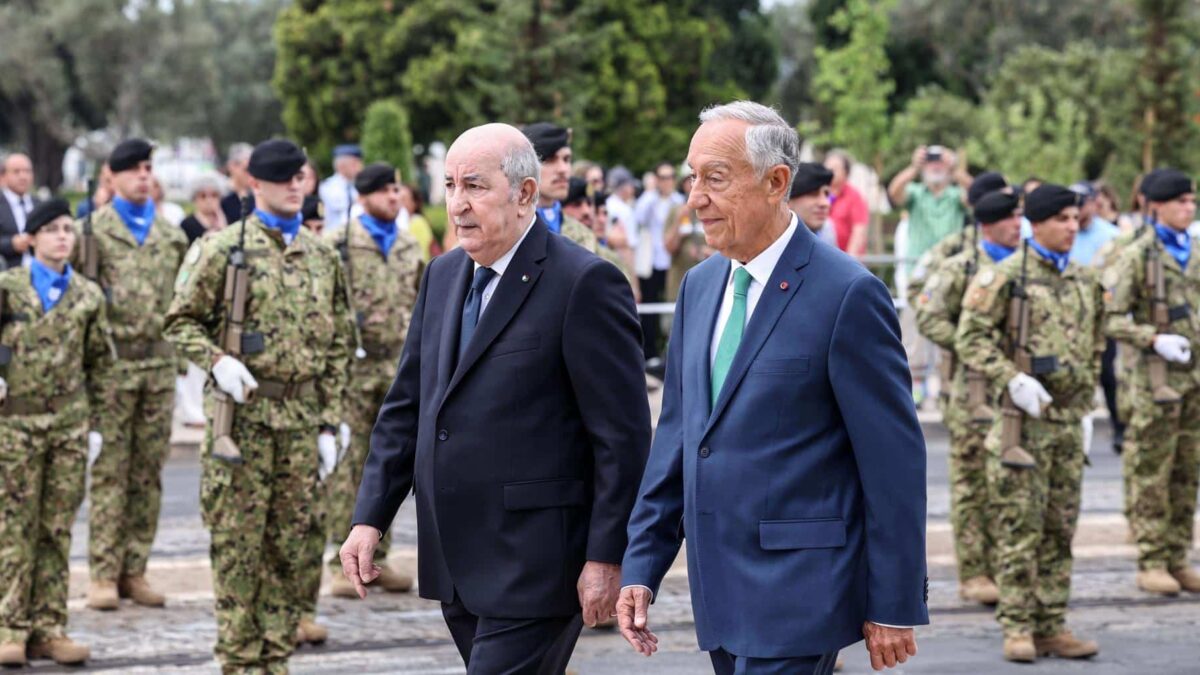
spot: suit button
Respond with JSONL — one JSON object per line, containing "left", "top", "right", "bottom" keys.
{"left": 437, "top": 430, "right": 449, "bottom": 441}
{"left": 699, "top": 446, "right": 710, "bottom": 458}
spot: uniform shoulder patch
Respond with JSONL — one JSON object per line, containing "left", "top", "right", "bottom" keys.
{"left": 976, "top": 268, "right": 996, "bottom": 288}
{"left": 963, "top": 268, "right": 1007, "bottom": 313}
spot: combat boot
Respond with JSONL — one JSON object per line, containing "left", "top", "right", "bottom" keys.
{"left": 959, "top": 576, "right": 999, "bottom": 605}
{"left": 329, "top": 573, "right": 359, "bottom": 598}
{"left": 1170, "top": 567, "right": 1200, "bottom": 592}
{"left": 296, "top": 617, "right": 328, "bottom": 645}
{"left": 86, "top": 579, "right": 120, "bottom": 610}
{"left": 375, "top": 565, "right": 413, "bottom": 593}
{"left": 0, "top": 641, "right": 26, "bottom": 666}
{"left": 118, "top": 575, "right": 166, "bottom": 607}
{"left": 1136, "top": 568, "right": 1181, "bottom": 596}
{"left": 1034, "top": 631, "right": 1098, "bottom": 659}
{"left": 1003, "top": 633, "right": 1036, "bottom": 662}
{"left": 27, "top": 636, "right": 89, "bottom": 665}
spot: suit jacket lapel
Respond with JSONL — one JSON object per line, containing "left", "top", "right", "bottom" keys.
{"left": 442, "top": 220, "right": 548, "bottom": 402}
{"left": 704, "top": 224, "right": 815, "bottom": 435}
{"left": 436, "top": 251, "right": 472, "bottom": 397}
{"left": 688, "top": 258, "right": 728, "bottom": 421}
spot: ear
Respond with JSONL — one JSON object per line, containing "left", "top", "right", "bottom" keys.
{"left": 518, "top": 177, "right": 538, "bottom": 208}
{"left": 765, "top": 165, "right": 792, "bottom": 203}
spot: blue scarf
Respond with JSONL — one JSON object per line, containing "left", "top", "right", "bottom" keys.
{"left": 1028, "top": 239, "right": 1070, "bottom": 273}
{"left": 537, "top": 202, "right": 563, "bottom": 234}
{"left": 981, "top": 240, "right": 1016, "bottom": 263}
{"left": 1154, "top": 221, "right": 1191, "bottom": 270}
{"left": 359, "top": 213, "right": 397, "bottom": 258}
{"left": 111, "top": 196, "right": 156, "bottom": 246}
{"left": 254, "top": 209, "right": 302, "bottom": 245}
{"left": 30, "top": 259, "right": 72, "bottom": 313}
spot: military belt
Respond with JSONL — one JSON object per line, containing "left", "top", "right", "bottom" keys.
{"left": 360, "top": 341, "right": 400, "bottom": 360}
{"left": 0, "top": 391, "right": 80, "bottom": 416}
{"left": 114, "top": 339, "right": 175, "bottom": 360}
{"left": 1030, "top": 355, "right": 1059, "bottom": 375}
{"left": 254, "top": 377, "right": 317, "bottom": 400}
{"left": 1168, "top": 303, "right": 1191, "bottom": 322}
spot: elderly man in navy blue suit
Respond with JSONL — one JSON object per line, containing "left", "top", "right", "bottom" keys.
{"left": 617, "top": 101, "right": 930, "bottom": 674}
{"left": 340, "top": 123, "right": 650, "bottom": 673}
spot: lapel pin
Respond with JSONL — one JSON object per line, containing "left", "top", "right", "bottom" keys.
{"left": 780, "top": 281, "right": 789, "bottom": 290}
{"left": 521, "top": 274, "right": 530, "bottom": 283}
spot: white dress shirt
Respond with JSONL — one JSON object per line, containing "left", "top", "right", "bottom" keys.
{"left": 473, "top": 216, "right": 536, "bottom": 317}
{"left": 3, "top": 188, "right": 34, "bottom": 267}
{"left": 709, "top": 215, "right": 798, "bottom": 365}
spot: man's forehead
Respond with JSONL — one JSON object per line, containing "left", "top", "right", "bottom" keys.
{"left": 686, "top": 120, "right": 748, "bottom": 171}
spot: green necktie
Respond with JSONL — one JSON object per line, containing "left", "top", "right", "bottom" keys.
{"left": 712, "top": 267, "right": 752, "bottom": 406}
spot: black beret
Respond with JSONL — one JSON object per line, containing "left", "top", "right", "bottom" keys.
{"left": 26, "top": 198, "right": 72, "bottom": 235}
{"left": 300, "top": 195, "right": 323, "bottom": 222}
{"left": 591, "top": 190, "right": 609, "bottom": 208}
{"left": 522, "top": 122, "right": 571, "bottom": 162}
{"left": 564, "top": 177, "right": 589, "bottom": 207}
{"left": 108, "top": 139, "right": 154, "bottom": 173}
{"left": 355, "top": 162, "right": 398, "bottom": 195}
{"left": 968, "top": 171, "right": 1008, "bottom": 205}
{"left": 974, "top": 190, "right": 1020, "bottom": 225}
{"left": 1024, "top": 184, "right": 1081, "bottom": 222}
{"left": 1143, "top": 168, "right": 1194, "bottom": 202}
{"left": 790, "top": 162, "right": 833, "bottom": 199}
{"left": 248, "top": 139, "right": 307, "bottom": 182}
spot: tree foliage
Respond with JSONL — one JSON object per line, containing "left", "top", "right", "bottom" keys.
{"left": 361, "top": 99, "right": 415, "bottom": 183}
{"left": 274, "top": 0, "right": 777, "bottom": 173}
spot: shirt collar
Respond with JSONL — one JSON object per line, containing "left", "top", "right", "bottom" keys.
{"left": 474, "top": 216, "right": 537, "bottom": 277}
{"left": 729, "top": 213, "right": 798, "bottom": 288}
{"left": 2, "top": 188, "right": 29, "bottom": 208}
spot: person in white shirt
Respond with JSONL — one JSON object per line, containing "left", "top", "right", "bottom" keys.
{"left": 0, "top": 152, "right": 38, "bottom": 269}
{"left": 319, "top": 144, "right": 364, "bottom": 232}
{"left": 632, "top": 161, "right": 685, "bottom": 360}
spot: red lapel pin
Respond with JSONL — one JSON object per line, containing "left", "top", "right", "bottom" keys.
{"left": 780, "top": 281, "right": 789, "bottom": 290}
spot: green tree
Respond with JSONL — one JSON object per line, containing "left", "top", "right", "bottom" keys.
{"left": 883, "top": 86, "right": 981, "bottom": 179}
{"left": 361, "top": 99, "right": 415, "bottom": 182}
{"left": 1131, "top": 0, "right": 1200, "bottom": 173}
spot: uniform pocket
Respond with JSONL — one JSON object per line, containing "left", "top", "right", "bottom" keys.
{"left": 759, "top": 517, "right": 846, "bottom": 550}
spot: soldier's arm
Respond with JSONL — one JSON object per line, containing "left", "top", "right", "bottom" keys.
{"left": 84, "top": 296, "right": 116, "bottom": 427}
{"left": 318, "top": 252, "right": 354, "bottom": 429}
{"left": 1092, "top": 281, "right": 1106, "bottom": 381}
{"left": 914, "top": 262, "right": 961, "bottom": 350}
{"left": 163, "top": 240, "right": 226, "bottom": 367}
{"left": 954, "top": 269, "right": 1016, "bottom": 392}
{"left": 1103, "top": 247, "right": 1155, "bottom": 349}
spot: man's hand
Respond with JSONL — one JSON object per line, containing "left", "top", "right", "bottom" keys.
{"left": 12, "top": 233, "right": 31, "bottom": 253}
{"left": 577, "top": 561, "right": 621, "bottom": 627}
{"left": 212, "top": 355, "right": 258, "bottom": 404}
{"left": 616, "top": 586, "right": 658, "bottom": 656}
{"left": 862, "top": 622, "right": 917, "bottom": 670}
{"left": 338, "top": 524, "right": 383, "bottom": 599}
{"left": 910, "top": 145, "right": 927, "bottom": 169}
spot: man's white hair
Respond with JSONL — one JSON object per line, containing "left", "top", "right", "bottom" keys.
{"left": 227, "top": 143, "right": 253, "bottom": 165}
{"left": 500, "top": 135, "right": 540, "bottom": 202}
{"left": 698, "top": 101, "right": 799, "bottom": 179}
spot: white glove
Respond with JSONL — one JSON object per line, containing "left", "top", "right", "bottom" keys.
{"left": 0, "top": 376, "right": 6, "bottom": 403}
{"left": 1154, "top": 334, "right": 1191, "bottom": 364}
{"left": 1007, "top": 372, "right": 1053, "bottom": 418}
{"left": 212, "top": 356, "right": 258, "bottom": 404}
{"left": 339, "top": 422, "right": 351, "bottom": 454}
{"left": 87, "top": 431, "right": 103, "bottom": 466}
{"left": 1081, "top": 414, "right": 1094, "bottom": 458}
{"left": 318, "top": 432, "right": 338, "bottom": 481}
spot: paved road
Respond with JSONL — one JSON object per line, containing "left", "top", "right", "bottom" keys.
{"left": 44, "top": 419, "right": 1200, "bottom": 673}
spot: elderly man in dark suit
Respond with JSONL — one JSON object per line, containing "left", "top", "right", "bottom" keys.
{"left": 341, "top": 123, "right": 650, "bottom": 673}
{"left": 0, "top": 152, "right": 39, "bottom": 269}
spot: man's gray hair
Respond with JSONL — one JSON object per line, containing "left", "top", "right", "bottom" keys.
{"left": 227, "top": 143, "right": 253, "bottom": 164}
{"left": 500, "top": 136, "right": 540, "bottom": 202}
{"left": 698, "top": 101, "right": 800, "bottom": 179}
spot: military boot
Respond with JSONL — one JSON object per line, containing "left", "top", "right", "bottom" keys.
{"left": 297, "top": 617, "right": 328, "bottom": 645}
{"left": 1137, "top": 568, "right": 1182, "bottom": 596}
{"left": 375, "top": 565, "right": 413, "bottom": 593}
{"left": 118, "top": 575, "right": 166, "bottom": 607}
{"left": 1034, "top": 631, "right": 1098, "bottom": 659}
{"left": 0, "top": 641, "right": 26, "bottom": 666}
{"left": 329, "top": 573, "right": 359, "bottom": 598}
{"left": 1170, "top": 567, "right": 1200, "bottom": 592}
{"left": 27, "top": 636, "right": 89, "bottom": 665}
{"left": 1003, "top": 633, "right": 1036, "bottom": 663}
{"left": 86, "top": 579, "right": 120, "bottom": 610}
{"left": 959, "top": 576, "right": 999, "bottom": 605}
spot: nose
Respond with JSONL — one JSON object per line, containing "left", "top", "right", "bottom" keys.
{"left": 448, "top": 189, "right": 470, "bottom": 217}
{"left": 687, "top": 185, "right": 707, "bottom": 211}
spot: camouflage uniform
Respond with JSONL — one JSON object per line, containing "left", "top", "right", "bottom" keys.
{"left": 0, "top": 269, "right": 112, "bottom": 644}
{"left": 77, "top": 204, "right": 187, "bottom": 583}
{"left": 906, "top": 227, "right": 971, "bottom": 307}
{"left": 1103, "top": 233, "right": 1200, "bottom": 572}
{"left": 956, "top": 249, "right": 1104, "bottom": 638}
{"left": 295, "top": 219, "right": 421, "bottom": 616}
{"left": 164, "top": 216, "right": 352, "bottom": 674}
{"left": 915, "top": 243, "right": 1000, "bottom": 583}
{"left": 561, "top": 214, "right": 599, "bottom": 253}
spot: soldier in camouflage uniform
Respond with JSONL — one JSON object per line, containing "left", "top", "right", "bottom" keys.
{"left": 522, "top": 122, "right": 600, "bottom": 255}
{"left": 80, "top": 139, "right": 189, "bottom": 611}
{"left": 164, "top": 140, "right": 353, "bottom": 675}
{"left": 1102, "top": 168, "right": 1200, "bottom": 596}
{"left": 294, "top": 163, "right": 421, "bottom": 644}
{"left": 916, "top": 190, "right": 1022, "bottom": 606}
{"left": 956, "top": 184, "right": 1102, "bottom": 663}
{"left": 0, "top": 200, "right": 112, "bottom": 666}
